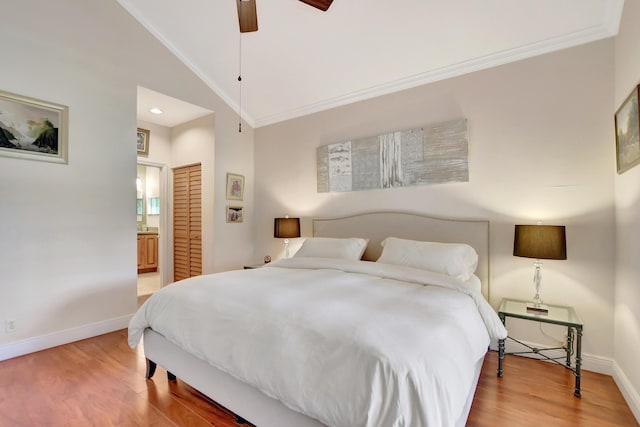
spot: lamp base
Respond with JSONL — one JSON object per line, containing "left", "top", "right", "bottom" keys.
{"left": 526, "top": 302, "right": 549, "bottom": 314}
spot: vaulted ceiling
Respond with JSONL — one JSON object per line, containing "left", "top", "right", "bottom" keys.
{"left": 120, "top": 0, "right": 623, "bottom": 128}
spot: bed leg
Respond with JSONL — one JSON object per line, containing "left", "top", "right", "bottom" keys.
{"left": 167, "top": 371, "right": 176, "bottom": 381}
{"left": 235, "top": 415, "right": 250, "bottom": 425}
{"left": 145, "top": 358, "right": 157, "bottom": 379}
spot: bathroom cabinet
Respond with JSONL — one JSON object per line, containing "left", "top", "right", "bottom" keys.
{"left": 137, "top": 233, "right": 158, "bottom": 274}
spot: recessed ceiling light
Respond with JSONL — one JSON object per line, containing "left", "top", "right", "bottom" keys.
{"left": 149, "top": 107, "right": 164, "bottom": 115}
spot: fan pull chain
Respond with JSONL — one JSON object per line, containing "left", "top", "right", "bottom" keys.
{"left": 238, "top": 74, "right": 242, "bottom": 133}
{"left": 238, "top": 32, "right": 243, "bottom": 133}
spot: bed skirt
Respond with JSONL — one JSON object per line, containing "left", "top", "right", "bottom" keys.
{"left": 142, "top": 328, "right": 483, "bottom": 427}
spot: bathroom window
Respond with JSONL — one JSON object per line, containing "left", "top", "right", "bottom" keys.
{"left": 148, "top": 197, "right": 160, "bottom": 215}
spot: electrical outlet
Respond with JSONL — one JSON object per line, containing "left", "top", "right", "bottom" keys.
{"left": 5, "top": 319, "right": 16, "bottom": 333}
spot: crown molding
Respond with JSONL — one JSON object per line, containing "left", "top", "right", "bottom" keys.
{"left": 117, "top": 0, "right": 256, "bottom": 128}
{"left": 118, "top": 0, "right": 622, "bottom": 130}
{"left": 254, "top": 19, "right": 619, "bottom": 128}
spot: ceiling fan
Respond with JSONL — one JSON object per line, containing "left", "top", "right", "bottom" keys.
{"left": 237, "top": 0, "right": 334, "bottom": 33}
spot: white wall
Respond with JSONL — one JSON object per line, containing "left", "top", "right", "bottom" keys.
{"left": 170, "top": 115, "right": 217, "bottom": 276}
{"left": 255, "top": 39, "right": 616, "bottom": 370}
{"left": 139, "top": 119, "right": 172, "bottom": 165}
{"left": 614, "top": 0, "right": 640, "bottom": 419}
{"left": 0, "top": 3, "right": 634, "bottom": 417}
{"left": 139, "top": 115, "right": 251, "bottom": 283}
{"left": 0, "top": 0, "right": 254, "bottom": 358}
{"left": 212, "top": 115, "right": 256, "bottom": 271}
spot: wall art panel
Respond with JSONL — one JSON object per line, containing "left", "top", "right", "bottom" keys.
{"left": 316, "top": 118, "right": 468, "bottom": 193}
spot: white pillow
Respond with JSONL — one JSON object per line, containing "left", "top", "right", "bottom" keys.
{"left": 377, "top": 237, "right": 478, "bottom": 281}
{"left": 293, "top": 237, "right": 369, "bottom": 260}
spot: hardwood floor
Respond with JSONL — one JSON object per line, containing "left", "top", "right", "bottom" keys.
{"left": 468, "top": 353, "right": 638, "bottom": 427}
{"left": 0, "top": 329, "right": 637, "bottom": 426}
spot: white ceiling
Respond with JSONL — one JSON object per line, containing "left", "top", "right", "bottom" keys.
{"left": 137, "top": 86, "right": 213, "bottom": 128}
{"left": 122, "top": 0, "right": 623, "bottom": 129}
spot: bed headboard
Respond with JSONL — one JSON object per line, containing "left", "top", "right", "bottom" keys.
{"left": 313, "top": 212, "right": 491, "bottom": 300}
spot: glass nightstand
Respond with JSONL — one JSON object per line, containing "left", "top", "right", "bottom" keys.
{"left": 497, "top": 298, "right": 583, "bottom": 397}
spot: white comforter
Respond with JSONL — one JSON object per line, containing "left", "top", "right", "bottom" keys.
{"left": 128, "top": 258, "right": 507, "bottom": 427}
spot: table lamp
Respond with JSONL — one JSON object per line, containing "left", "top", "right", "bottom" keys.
{"left": 513, "top": 224, "right": 567, "bottom": 313}
{"left": 274, "top": 216, "right": 300, "bottom": 259}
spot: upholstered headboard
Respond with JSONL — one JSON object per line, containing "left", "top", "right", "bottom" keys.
{"left": 313, "top": 212, "right": 490, "bottom": 299}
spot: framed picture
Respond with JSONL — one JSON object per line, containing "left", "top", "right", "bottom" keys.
{"left": 0, "top": 90, "right": 69, "bottom": 164}
{"left": 137, "top": 128, "right": 150, "bottom": 155}
{"left": 226, "top": 173, "right": 245, "bottom": 200}
{"left": 227, "top": 206, "right": 244, "bottom": 223}
{"left": 615, "top": 85, "right": 640, "bottom": 174}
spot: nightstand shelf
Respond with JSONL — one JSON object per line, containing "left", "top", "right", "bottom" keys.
{"left": 497, "top": 298, "right": 583, "bottom": 397}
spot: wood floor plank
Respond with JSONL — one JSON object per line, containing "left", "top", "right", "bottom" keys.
{"left": 166, "top": 380, "right": 239, "bottom": 427}
{"left": 141, "top": 380, "right": 213, "bottom": 427}
{"left": 468, "top": 353, "right": 639, "bottom": 427}
{"left": 0, "top": 330, "right": 637, "bottom": 427}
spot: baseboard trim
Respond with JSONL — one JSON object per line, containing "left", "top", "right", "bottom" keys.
{"left": 613, "top": 361, "right": 640, "bottom": 424}
{"left": 500, "top": 339, "right": 614, "bottom": 375}
{"left": 2, "top": 318, "right": 631, "bottom": 418}
{"left": 0, "top": 315, "right": 133, "bottom": 362}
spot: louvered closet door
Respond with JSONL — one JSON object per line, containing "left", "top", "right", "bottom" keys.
{"left": 173, "top": 164, "right": 202, "bottom": 281}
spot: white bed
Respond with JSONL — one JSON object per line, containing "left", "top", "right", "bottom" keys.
{"left": 128, "top": 212, "right": 506, "bottom": 427}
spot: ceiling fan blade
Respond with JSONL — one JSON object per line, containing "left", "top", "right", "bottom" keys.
{"left": 299, "top": 0, "right": 334, "bottom": 12}
{"left": 237, "top": 0, "right": 258, "bottom": 33}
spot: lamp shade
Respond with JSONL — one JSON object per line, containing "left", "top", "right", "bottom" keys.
{"left": 274, "top": 217, "right": 300, "bottom": 239}
{"left": 513, "top": 225, "right": 567, "bottom": 260}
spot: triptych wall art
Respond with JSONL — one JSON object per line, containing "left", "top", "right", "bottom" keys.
{"left": 317, "top": 118, "right": 468, "bottom": 193}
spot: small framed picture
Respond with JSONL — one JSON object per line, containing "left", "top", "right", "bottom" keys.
{"left": 227, "top": 206, "right": 244, "bottom": 223}
{"left": 0, "top": 90, "right": 69, "bottom": 164}
{"left": 226, "top": 173, "right": 245, "bottom": 200}
{"left": 137, "top": 128, "right": 150, "bottom": 155}
{"left": 615, "top": 84, "right": 640, "bottom": 174}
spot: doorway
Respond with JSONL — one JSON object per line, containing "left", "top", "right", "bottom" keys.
{"left": 137, "top": 162, "right": 165, "bottom": 299}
